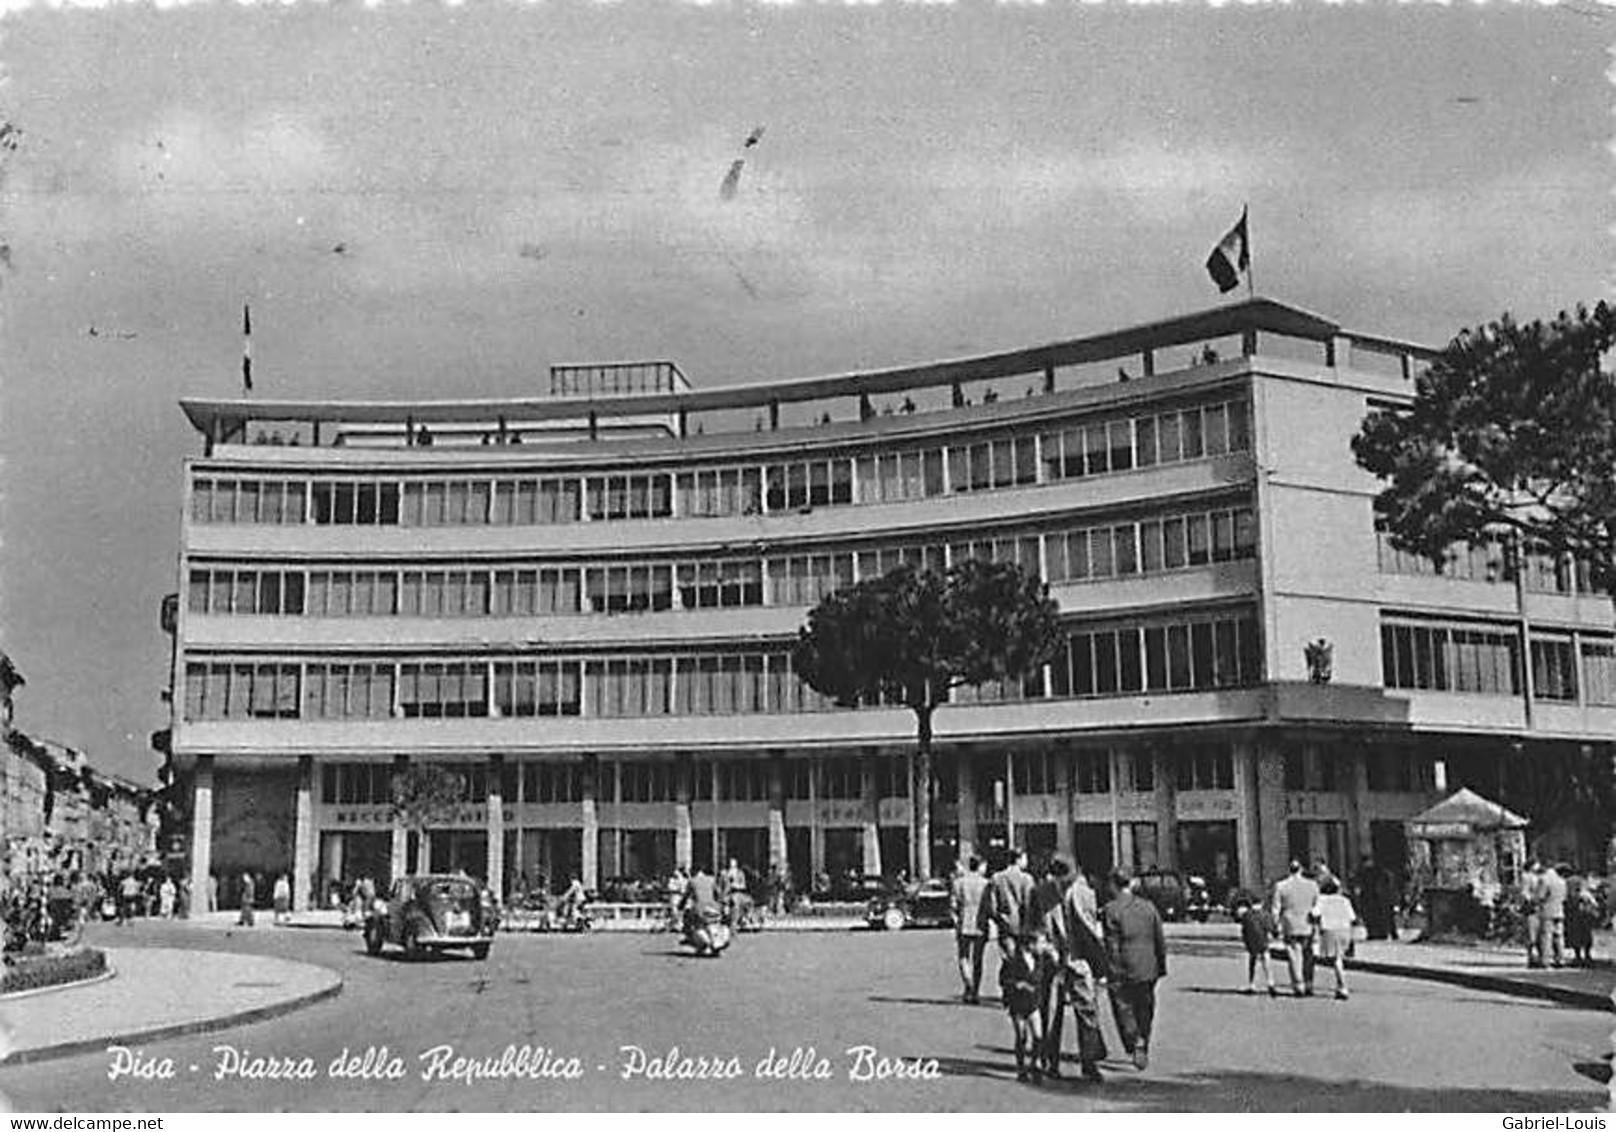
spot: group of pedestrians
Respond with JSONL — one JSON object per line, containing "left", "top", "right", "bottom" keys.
{"left": 233, "top": 872, "right": 293, "bottom": 927}
{"left": 1250, "top": 859, "right": 1358, "bottom": 1000}
{"left": 1521, "top": 858, "right": 1600, "bottom": 968}
{"left": 949, "top": 849, "right": 1167, "bottom": 1085}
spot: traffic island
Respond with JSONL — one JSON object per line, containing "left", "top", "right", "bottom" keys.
{"left": 3, "top": 947, "right": 343, "bottom": 1065}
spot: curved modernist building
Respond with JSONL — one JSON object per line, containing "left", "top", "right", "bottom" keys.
{"left": 169, "top": 298, "right": 1613, "bottom": 911}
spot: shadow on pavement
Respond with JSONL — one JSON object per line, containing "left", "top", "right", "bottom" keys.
{"left": 1067, "top": 1070, "right": 1603, "bottom": 1113}
{"left": 868, "top": 994, "right": 1003, "bottom": 1009}
{"left": 1175, "top": 986, "right": 1270, "bottom": 997}
{"left": 1167, "top": 941, "right": 1246, "bottom": 959}
{"left": 918, "top": 1058, "right": 1604, "bottom": 1111}
{"left": 370, "top": 950, "right": 482, "bottom": 964}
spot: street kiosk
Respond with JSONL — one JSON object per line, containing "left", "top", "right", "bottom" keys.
{"left": 1405, "top": 787, "right": 1529, "bottom": 938}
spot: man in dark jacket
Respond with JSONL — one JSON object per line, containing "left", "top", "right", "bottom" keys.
{"left": 1102, "top": 867, "right": 1167, "bottom": 1071}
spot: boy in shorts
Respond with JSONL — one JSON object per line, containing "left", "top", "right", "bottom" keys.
{"left": 1236, "top": 894, "right": 1278, "bottom": 996}
{"left": 1000, "top": 932, "right": 1050, "bottom": 1082}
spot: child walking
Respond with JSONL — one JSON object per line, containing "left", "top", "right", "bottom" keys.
{"left": 1000, "top": 933, "right": 1050, "bottom": 1082}
{"left": 1236, "top": 894, "right": 1278, "bottom": 996}
{"left": 1311, "top": 877, "right": 1358, "bottom": 1000}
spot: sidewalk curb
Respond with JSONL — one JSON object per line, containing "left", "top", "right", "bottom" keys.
{"left": 5, "top": 972, "right": 344, "bottom": 1066}
{"left": 1265, "top": 943, "right": 1612, "bottom": 1013}
{"left": 1343, "top": 957, "right": 1612, "bottom": 1013}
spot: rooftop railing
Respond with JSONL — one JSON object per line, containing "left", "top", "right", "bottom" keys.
{"left": 180, "top": 296, "right": 1438, "bottom": 455}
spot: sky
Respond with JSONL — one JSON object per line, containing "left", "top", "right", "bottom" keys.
{"left": 0, "top": 0, "right": 1607, "bottom": 784}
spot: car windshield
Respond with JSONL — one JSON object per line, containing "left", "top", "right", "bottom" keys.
{"left": 419, "top": 879, "right": 479, "bottom": 901}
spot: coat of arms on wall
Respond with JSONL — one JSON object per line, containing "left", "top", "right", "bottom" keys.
{"left": 1304, "top": 638, "right": 1334, "bottom": 685}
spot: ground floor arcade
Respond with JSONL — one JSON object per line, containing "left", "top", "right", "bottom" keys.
{"left": 181, "top": 729, "right": 1515, "bottom": 912}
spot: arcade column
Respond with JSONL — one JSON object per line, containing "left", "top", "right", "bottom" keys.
{"left": 389, "top": 754, "right": 409, "bottom": 882}
{"left": 581, "top": 754, "right": 599, "bottom": 889}
{"left": 673, "top": 754, "right": 693, "bottom": 871}
{"left": 861, "top": 757, "right": 882, "bottom": 877}
{"left": 292, "top": 756, "right": 314, "bottom": 912}
{"left": 487, "top": 754, "right": 505, "bottom": 901}
{"left": 187, "top": 754, "right": 214, "bottom": 919}
{"left": 957, "top": 748, "right": 978, "bottom": 865}
{"left": 767, "top": 754, "right": 787, "bottom": 875}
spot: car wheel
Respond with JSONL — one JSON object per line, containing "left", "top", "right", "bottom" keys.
{"left": 471, "top": 943, "right": 490, "bottom": 961}
{"left": 403, "top": 924, "right": 423, "bottom": 960}
{"left": 364, "top": 922, "right": 383, "bottom": 956}
{"left": 882, "top": 906, "right": 907, "bottom": 932}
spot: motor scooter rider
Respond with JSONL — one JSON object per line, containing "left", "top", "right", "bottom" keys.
{"left": 558, "top": 874, "right": 588, "bottom": 929}
{"left": 680, "top": 865, "right": 723, "bottom": 938}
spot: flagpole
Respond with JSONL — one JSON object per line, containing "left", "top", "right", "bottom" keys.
{"left": 1245, "top": 202, "right": 1254, "bottom": 300}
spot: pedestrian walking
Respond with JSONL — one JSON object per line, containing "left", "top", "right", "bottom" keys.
{"left": 1051, "top": 861, "right": 1109, "bottom": 1082}
{"left": 1566, "top": 871, "right": 1597, "bottom": 966}
{"left": 238, "top": 871, "right": 257, "bottom": 927}
{"left": 1235, "top": 893, "right": 1277, "bottom": 996}
{"left": 158, "top": 875, "right": 176, "bottom": 919}
{"left": 1102, "top": 867, "right": 1168, "bottom": 1071}
{"left": 1271, "top": 860, "right": 1320, "bottom": 996}
{"left": 1029, "top": 858, "right": 1068, "bottom": 1066}
{"left": 118, "top": 872, "right": 140, "bottom": 925}
{"left": 1538, "top": 862, "right": 1568, "bottom": 969}
{"left": 1352, "top": 856, "right": 1398, "bottom": 941}
{"left": 1522, "top": 859, "right": 1545, "bottom": 968}
{"left": 950, "top": 856, "right": 989, "bottom": 1003}
{"left": 1310, "top": 876, "right": 1357, "bottom": 1000}
{"left": 207, "top": 872, "right": 219, "bottom": 914}
{"left": 986, "top": 848, "right": 1035, "bottom": 957}
{"left": 272, "top": 874, "right": 291, "bottom": 924}
{"left": 999, "top": 933, "right": 1051, "bottom": 1083}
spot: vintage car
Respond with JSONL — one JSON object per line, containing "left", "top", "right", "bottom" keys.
{"left": 364, "top": 874, "right": 498, "bottom": 960}
{"left": 815, "top": 873, "right": 894, "bottom": 904}
{"left": 866, "top": 878, "right": 954, "bottom": 930}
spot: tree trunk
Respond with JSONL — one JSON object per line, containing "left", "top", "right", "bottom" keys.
{"left": 913, "top": 705, "right": 934, "bottom": 881}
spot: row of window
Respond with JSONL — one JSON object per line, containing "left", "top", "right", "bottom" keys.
{"left": 1040, "top": 399, "right": 1249, "bottom": 481}
{"left": 1379, "top": 618, "right": 1616, "bottom": 706}
{"left": 1049, "top": 613, "right": 1262, "bottom": 697}
{"left": 1379, "top": 621, "right": 1522, "bottom": 695}
{"left": 1045, "top": 506, "right": 1256, "bottom": 583}
{"left": 185, "top": 499, "right": 1258, "bottom": 620}
{"left": 1374, "top": 530, "right": 1593, "bottom": 596}
{"left": 190, "top": 398, "right": 1252, "bottom": 526}
{"left": 182, "top": 607, "right": 1263, "bottom": 722}
{"left": 187, "top": 652, "right": 840, "bottom": 721}
{"left": 1378, "top": 620, "right": 1616, "bottom": 705}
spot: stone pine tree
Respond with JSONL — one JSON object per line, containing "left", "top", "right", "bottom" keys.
{"left": 1352, "top": 301, "right": 1616, "bottom": 850}
{"left": 390, "top": 764, "right": 468, "bottom": 875}
{"left": 791, "top": 558, "right": 1063, "bottom": 880}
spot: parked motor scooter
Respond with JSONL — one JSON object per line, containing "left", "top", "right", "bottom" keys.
{"left": 1185, "top": 875, "right": 1213, "bottom": 922}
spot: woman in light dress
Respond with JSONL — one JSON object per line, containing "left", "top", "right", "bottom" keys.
{"left": 1311, "top": 876, "right": 1358, "bottom": 1000}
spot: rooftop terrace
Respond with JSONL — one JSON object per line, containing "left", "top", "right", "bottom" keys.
{"left": 179, "top": 297, "right": 1438, "bottom": 454}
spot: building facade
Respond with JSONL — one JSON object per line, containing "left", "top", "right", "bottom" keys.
{"left": 168, "top": 298, "right": 1614, "bottom": 912}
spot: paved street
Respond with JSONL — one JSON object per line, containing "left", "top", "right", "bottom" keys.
{"left": 2, "top": 921, "right": 1608, "bottom": 1112}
